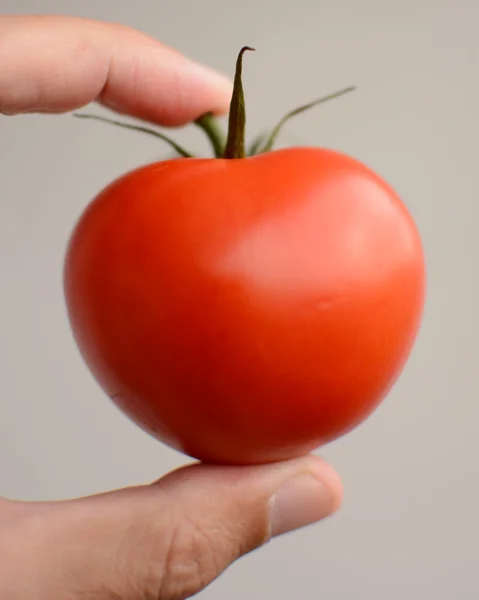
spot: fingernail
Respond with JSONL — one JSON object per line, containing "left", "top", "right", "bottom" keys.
{"left": 270, "top": 474, "right": 336, "bottom": 537}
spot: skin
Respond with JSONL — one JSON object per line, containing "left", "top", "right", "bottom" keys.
{"left": 0, "top": 15, "right": 343, "bottom": 600}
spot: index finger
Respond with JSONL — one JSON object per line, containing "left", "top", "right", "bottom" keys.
{"left": 0, "top": 15, "right": 232, "bottom": 126}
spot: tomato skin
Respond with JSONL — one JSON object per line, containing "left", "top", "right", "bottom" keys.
{"left": 64, "top": 147, "right": 425, "bottom": 465}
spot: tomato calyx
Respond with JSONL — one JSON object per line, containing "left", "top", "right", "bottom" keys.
{"left": 73, "top": 48, "right": 356, "bottom": 160}
{"left": 73, "top": 113, "right": 195, "bottom": 158}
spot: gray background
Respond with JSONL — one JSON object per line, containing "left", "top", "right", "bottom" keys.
{"left": 0, "top": 0, "right": 477, "bottom": 598}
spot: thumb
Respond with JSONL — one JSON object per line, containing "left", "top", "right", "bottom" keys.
{"left": 3, "top": 456, "right": 342, "bottom": 599}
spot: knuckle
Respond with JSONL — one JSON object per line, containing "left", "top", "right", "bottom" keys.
{"left": 162, "top": 518, "right": 217, "bottom": 599}
{"left": 155, "top": 515, "right": 223, "bottom": 599}
{"left": 145, "top": 514, "right": 232, "bottom": 600}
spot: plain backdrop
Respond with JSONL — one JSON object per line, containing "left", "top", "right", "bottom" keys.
{"left": 1, "top": 1, "right": 477, "bottom": 598}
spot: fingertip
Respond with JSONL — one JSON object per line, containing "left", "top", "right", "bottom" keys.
{"left": 184, "top": 59, "right": 233, "bottom": 114}
{"left": 265, "top": 455, "right": 343, "bottom": 537}
{"left": 99, "top": 41, "right": 233, "bottom": 127}
{"left": 303, "top": 455, "right": 344, "bottom": 513}
{"left": 164, "top": 57, "right": 233, "bottom": 124}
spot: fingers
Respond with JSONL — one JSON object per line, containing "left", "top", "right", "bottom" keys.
{"left": 0, "top": 15, "right": 232, "bottom": 125}
{"left": 0, "top": 456, "right": 342, "bottom": 600}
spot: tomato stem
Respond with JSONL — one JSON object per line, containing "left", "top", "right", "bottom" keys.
{"left": 73, "top": 48, "right": 356, "bottom": 161}
{"left": 248, "top": 130, "right": 269, "bottom": 156}
{"left": 257, "top": 86, "right": 356, "bottom": 154}
{"left": 195, "top": 112, "right": 226, "bottom": 158}
{"left": 72, "top": 113, "right": 194, "bottom": 158}
{"left": 223, "top": 46, "right": 255, "bottom": 159}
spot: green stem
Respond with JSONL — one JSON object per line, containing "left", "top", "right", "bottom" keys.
{"left": 223, "top": 46, "right": 255, "bottom": 159}
{"left": 195, "top": 112, "right": 226, "bottom": 158}
{"left": 259, "top": 85, "right": 356, "bottom": 154}
{"left": 248, "top": 131, "right": 268, "bottom": 156}
{"left": 73, "top": 113, "right": 194, "bottom": 158}
{"left": 74, "top": 51, "right": 357, "bottom": 162}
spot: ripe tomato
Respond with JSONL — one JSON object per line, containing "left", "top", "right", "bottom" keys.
{"left": 65, "top": 48, "right": 425, "bottom": 465}
{"left": 64, "top": 145, "right": 424, "bottom": 464}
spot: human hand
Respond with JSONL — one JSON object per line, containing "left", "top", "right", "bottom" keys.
{"left": 0, "top": 15, "right": 343, "bottom": 599}
{"left": 0, "top": 14, "right": 231, "bottom": 122}
{"left": 1, "top": 457, "right": 341, "bottom": 599}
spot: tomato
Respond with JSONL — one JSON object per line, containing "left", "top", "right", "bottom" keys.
{"left": 64, "top": 145, "right": 424, "bottom": 464}
{"left": 65, "top": 48, "right": 425, "bottom": 465}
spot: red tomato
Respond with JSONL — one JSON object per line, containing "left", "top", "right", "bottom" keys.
{"left": 64, "top": 146, "right": 425, "bottom": 465}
